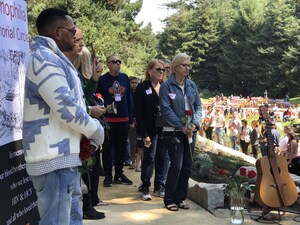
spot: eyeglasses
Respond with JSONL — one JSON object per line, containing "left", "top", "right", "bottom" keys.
{"left": 57, "top": 27, "right": 77, "bottom": 36}
{"left": 165, "top": 67, "right": 170, "bottom": 70}
{"left": 156, "top": 68, "right": 166, "bottom": 73}
{"left": 108, "top": 60, "right": 122, "bottom": 64}
{"left": 181, "top": 64, "right": 192, "bottom": 69}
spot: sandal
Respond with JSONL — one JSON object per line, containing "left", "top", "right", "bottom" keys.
{"left": 166, "top": 204, "right": 178, "bottom": 211}
{"left": 177, "top": 202, "right": 190, "bottom": 209}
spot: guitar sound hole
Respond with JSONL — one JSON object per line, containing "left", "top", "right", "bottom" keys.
{"left": 270, "top": 167, "right": 281, "bottom": 176}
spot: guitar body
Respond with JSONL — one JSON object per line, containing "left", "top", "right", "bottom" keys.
{"left": 255, "top": 155, "right": 298, "bottom": 208}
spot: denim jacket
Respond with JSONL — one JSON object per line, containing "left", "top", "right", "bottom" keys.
{"left": 159, "top": 74, "right": 202, "bottom": 130}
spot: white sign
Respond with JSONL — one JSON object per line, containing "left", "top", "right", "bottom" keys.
{"left": 0, "top": 0, "right": 29, "bottom": 146}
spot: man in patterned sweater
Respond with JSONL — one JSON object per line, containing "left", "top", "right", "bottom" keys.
{"left": 23, "top": 8, "right": 104, "bottom": 225}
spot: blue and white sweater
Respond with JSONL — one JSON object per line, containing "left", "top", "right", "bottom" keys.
{"left": 23, "top": 36, "right": 104, "bottom": 176}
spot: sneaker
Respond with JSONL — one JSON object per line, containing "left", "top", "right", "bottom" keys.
{"left": 83, "top": 208, "right": 105, "bottom": 220}
{"left": 114, "top": 174, "right": 133, "bottom": 185}
{"left": 103, "top": 176, "right": 112, "bottom": 187}
{"left": 153, "top": 187, "right": 165, "bottom": 198}
{"left": 142, "top": 189, "right": 152, "bottom": 201}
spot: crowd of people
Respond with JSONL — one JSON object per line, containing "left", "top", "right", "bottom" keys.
{"left": 23, "top": 7, "right": 202, "bottom": 224}
{"left": 200, "top": 104, "right": 300, "bottom": 176}
{"left": 22, "top": 7, "right": 300, "bottom": 225}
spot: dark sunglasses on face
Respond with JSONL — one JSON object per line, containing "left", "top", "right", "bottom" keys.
{"left": 57, "top": 27, "right": 77, "bottom": 36}
{"left": 156, "top": 68, "right": 166, "bottom": 73}
{"left": 109, "top": 60, "right": 122, "bottom": 64}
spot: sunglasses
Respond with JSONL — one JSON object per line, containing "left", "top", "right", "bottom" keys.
{"left": 156, "top": 68, "right": 166, "bottom": 73}
{"left": 165, "top": 66, "right": 170, "bottom": 70}
{"left": 57, "top": 27, "right": 77, "bottom": 36}
{"left": 108, "top": 60, "right": 122, "bottom": 64}
{"left": 181, "top": 64, "right": 192, "bottom": 69}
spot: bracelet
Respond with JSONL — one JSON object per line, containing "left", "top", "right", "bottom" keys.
{"left": 88, "top": 107, "right": 92, "bottom": 116}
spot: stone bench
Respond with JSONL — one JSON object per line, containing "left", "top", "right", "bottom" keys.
{"left": 188, "top": 179, "right": 225, "bottom": 210}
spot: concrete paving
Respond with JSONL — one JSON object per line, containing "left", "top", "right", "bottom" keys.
{"left": 82, "top": 166, "right": 279, "bottom": 225}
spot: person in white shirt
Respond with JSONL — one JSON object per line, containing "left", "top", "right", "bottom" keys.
{"left": 214, "top": 108, "right": 226, "bottom": 145}
{"left": 228, "top": 111, "right": 242, "bottom": 150}
{"left": 279, "top": 125, "right": 293, "bottom": 156}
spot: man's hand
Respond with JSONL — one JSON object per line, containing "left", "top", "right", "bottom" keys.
{"left": 90, "top": 105, "right": 106, "bottom": 118}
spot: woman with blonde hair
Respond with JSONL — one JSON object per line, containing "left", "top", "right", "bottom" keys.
{"left": 159, "top": 53, "right": 202, "bottom": 211}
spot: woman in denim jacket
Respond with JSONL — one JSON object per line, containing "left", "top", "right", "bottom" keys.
{"left": 159, "top": 53, "right": 202, "bottom": 211}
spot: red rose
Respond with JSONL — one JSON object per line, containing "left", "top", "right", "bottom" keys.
{"left": 185, "top": 110, "right": 193, "bottom": 116}
{"left": 219, "top": 168, "right": 226, "bottom": 175}
{"left": 79, "top": 137, "right": 92, "bottom": 160}
{"left": 95, "top": 93, "right": 102, "bottom": 99}
{"left": 239, "top": 167, "right": 247, "bottom": 176}
{"left": 247, "top": 170, "right": 257, "bottom": 179}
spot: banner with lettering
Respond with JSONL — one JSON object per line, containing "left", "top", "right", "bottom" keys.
{"left": 0, "top": 0, "right": 39, "bottom": 224}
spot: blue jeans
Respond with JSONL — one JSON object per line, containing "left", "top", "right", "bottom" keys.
{"left": 31, "top": 167, "right": 82, "bottom": 225}
{"left": 164, "top": 132, "right": 194, "bottom": 206}
{"left": 140, "top": 133, "right": 158, "bottom": 189}
{"left": 230, "top": 136, "right": 239, "bottom": 150}
{"left": 214, "top": 127, "right": 224, "bottom": 145}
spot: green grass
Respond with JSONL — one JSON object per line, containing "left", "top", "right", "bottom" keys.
{"left": 290, "top": 97, "right": 300, "bottom": 107}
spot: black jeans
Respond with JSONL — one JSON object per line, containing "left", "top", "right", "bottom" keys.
{"left": 289, "top": 156, "right": 300, "bottom": 176}
{"left": 163, "top": 132, "right": 194, "bottom": 206}
{"left": 205, "top": 127, "right": 213, "bottom": 140}
{"left": 102, "top": 121, "right": 129, "bottom": 178}
{"left": 240, "top": 140, "right": 249, "bottom": 154}
{"left": 140, "top": 133, "right": 158, "bottom": 189}
{"left": 154, "top": 130, "right": 170, "bottom": 190}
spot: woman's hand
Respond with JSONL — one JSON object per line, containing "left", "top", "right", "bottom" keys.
{"left": 89, "top": 105, "right": 106, "bottom": 118}
{"left": 91, "top": 58, "right": 103, "bottom": 81}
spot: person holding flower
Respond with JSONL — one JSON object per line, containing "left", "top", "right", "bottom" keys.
{"left": 159, "top": 53, "right": 202, "bottom": 211}
{"left": 64, "top": 29, "right": 108, "bottom": 219}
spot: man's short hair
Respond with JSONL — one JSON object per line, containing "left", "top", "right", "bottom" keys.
{"left": 36, "top": 8, "right": 70, "bottom": 34}
{"left": 129, "top": 76, "right": 138, "bottom": 81}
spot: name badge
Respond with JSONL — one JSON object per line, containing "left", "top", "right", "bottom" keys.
{"left": 115, "top": 95, "right": 121, "bottom": 101}
{"left": 169, "top": 93, "right": 176, "bottom": 99}
{"left": 146, "top": 88, "right": 152, "bottom": 95}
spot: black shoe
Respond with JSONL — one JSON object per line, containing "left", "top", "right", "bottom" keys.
{"left": 124, "top": 161, "right": 132, "bottom": 166}
{"left": 138, "top": 184, "right": 144, "bottom": 192}
{"left": 103, "top": 176, "right": 112, "bottom": 187}
{"left": 114, "top": 174, "right": 133, "bottom": 185}
{"left": 99, "top": 167, "right": 105, "bottom": 177}
{"left": 83, "top": 208, "right": 105, "bottom": 220}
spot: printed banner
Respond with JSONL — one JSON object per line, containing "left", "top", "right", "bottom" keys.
{"left": 0, "top": 1, "right": 39, "bottom": 224}
{"left": 0, "top": 0, "right": 29, "bottom": 146}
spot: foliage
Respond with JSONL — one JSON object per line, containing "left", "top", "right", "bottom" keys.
{"left": 193, "top": 153, "right": 213, "bottom": 178}
{"left": 27, "top": 0, "right": 157, "bottom": 78}
{"left": 27, "top": 0, "right": 300, "bottom": 97}
{"left": 159, "top": 0, "right": 300, "bottom": 98}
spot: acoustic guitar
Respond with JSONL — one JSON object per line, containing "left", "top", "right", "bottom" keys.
{"left": 255, "top": 106, "right": 298, "bottom": 210}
